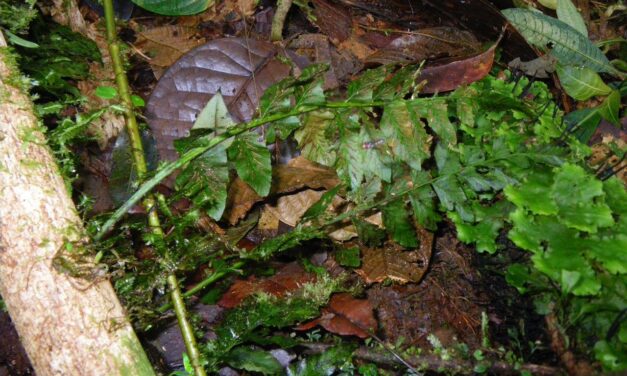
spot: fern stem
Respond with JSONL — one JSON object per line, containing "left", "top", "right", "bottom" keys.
{"left": 102, "top": 2, "right": 206, "bottom": 375}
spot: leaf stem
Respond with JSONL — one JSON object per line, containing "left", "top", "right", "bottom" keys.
{"left": 102, "top": 2, "right": 206, "bottom": 375}
{"left": 271, "top": 0, "right": 292, "bottom": 41}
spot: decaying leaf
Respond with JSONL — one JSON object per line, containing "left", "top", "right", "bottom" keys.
{"left": 356, "top": 227, "right": 434, "bottom": 284}
{"left": 136, "top": 25, "right": 205, "bottom": 76}
{"left": 296, "top": 293, "right": 376, "bottom": 338}
{"left": 225, "top": 156, "right": 340, "bottom": 224}
{"left": 311, "top": 0, "right": 352, "bottom": 43}
{"left": 418, "top": 40, "right": 499, "bottom": 93}
{"left": 366, "top": 27, "right": 481, "bottom": 66}
{"left": 146, "top": 38, "right": 291, "bottom": 161}
{"left": 218, "top": 262, "right": 316, "bottom": 308}
{"left": 264, "top": 190, "right": 325, "bottom": 227}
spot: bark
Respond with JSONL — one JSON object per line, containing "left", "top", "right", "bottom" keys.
{"left": 0, "top": 46, "right": 155, "bottom": 375}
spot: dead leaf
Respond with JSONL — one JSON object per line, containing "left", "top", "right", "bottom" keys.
{"left": 265, "top": 190, "right": 325, "bottom": 227}
{"left": 366, "top": 27, "right": 481, "bottom": 66}
{"left": 218, "top": 262, "right": 316, "bottom": 308}
{"left": 225, "top": 156, "right": 340, "bottom": 224}
{"left": 311, "top": 0, "right": 352, "bottom": 43}
{"left": 418, "top": 41, "right": 498, "bottom": 93}
{"left": 356, "top": 227, "right": 434, "bottom": 284}
{"left": 146, "top": 38, "right": 291, "bottom": 162}
{"left": 136, "top": 25, "right": 205, "bottom": 71}
{"left": 296, "top": 293, "right": 377, "bottom": 338}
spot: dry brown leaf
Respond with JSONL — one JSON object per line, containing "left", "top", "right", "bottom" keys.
{"left": 296, "top": 293, "right": 377, "bottom": 338}
{"left": 225, "top": 157, "right": 340, "bottom": 224}
{"left": 258, "top": 204, "right": 281, "bottom": 231}
{"left": 265, "top": 190, "right": 324, "bottom": 227}
{"left": 137, "top": 25, "right": 205, "bottom": 71}
{"left": 357, "top": 227, "right": 434, "bottom": 284}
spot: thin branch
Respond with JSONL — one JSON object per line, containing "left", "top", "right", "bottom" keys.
{"left": 101, "top": 2, "right": 206, "bottom": 375}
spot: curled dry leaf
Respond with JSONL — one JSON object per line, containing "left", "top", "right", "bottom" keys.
{"left": 356, "top": 227, "right": 434, "bottom": 284}
{"left": 366, "top": 27, "right": 481, "bottom": 66}
{"left": 418, "top": 40, "right": 499, "bottom": 94}
{"left": 146, "top": 38, "right": 291, "bottom": 162}
{"left": 296, "top": 293, "right": 377, "bottom": 338}
{"left": 225, "top": 156, "right": 340, "bottom": 224}
{"left": 218, "top": 262, "right": 316, "bottom": 308}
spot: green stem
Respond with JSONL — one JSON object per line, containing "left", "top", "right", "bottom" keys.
{"left": 102, "top": 2, "right": 205, "bottom": 375}
{"left": 95, "top": 101, "right": 383, "bottom": 240}
{"left": 168, "top": 275, "right": 206, "bottom": 375}
{"left": 271, "top": 0, "right": 292, "bottom": 41}
{"left": 158, "top": 261, "right": 245, "bottom": 313}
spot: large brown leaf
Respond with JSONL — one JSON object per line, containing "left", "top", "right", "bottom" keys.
{"left": 146, "top": 38, "right": 291, "bottom": 162}
{"left": 365, "top": 27, "right": 481, "bottom": 66}
{"left": 418, "top": 40, "right": 499, "bottom": 93}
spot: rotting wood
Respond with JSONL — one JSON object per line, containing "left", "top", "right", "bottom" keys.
{"left": 0, "top": 40, "right": 155, "bottom": 376}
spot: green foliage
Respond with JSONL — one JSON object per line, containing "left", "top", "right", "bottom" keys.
{"left": 203, "top": 276, "right": 341, "bottom": 372}
{"left": 16, "top": 17, "right": 101, "bottom": 99}
{"left": 0, "top": 0, "right": 37, "bottom": 35}
{"left": 502, "top": 8, "right": 619, "bottom": 76}
{"left": 130, "top": 0, "right": 212, "bottom": 16}
{"left": 556, "top": 0, "right": 587, "bottom": 37}
{"left": 556, "top": 65, "right": 612, "bottom": 100}
{"left": 288, "top": 345, "right": 355, "bottom": 375}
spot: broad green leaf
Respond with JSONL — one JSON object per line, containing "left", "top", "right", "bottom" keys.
{"left": 502, "top": 8, "right": 619, "bottom": 75}
{"left": 504, "top": 169, "right": 558, "bottom": 215}
{"left": 380, "top": 101, "right": 430, "bottom": 170}
{"left": 564, "top": 108, "right": 601, "bottom": 143}
{"left": 192, "top": 92, "right": 236, "bottom": 137}
{"left": 598, "top": 90, "right": 621, "bottom": 126}
{"left": 226, "top": 346, "right": 283, "bottom": 375}
{"left": 130, "top": 0, "right": 211, "bottom": 15}
{"left": 550, "top": 164, "right": 614, "bottom": 233}
{"left": 506, "top": 264, "right": 533, "bottom": 293}
{"left": 557, "top": 0, "right": 587, "bottom": 37}
{"left": 5, "top": 30, "right": 39, "bottom": 48}
{"left": 586, "top": 230, "right": 627, "bottom": 274}
{"left": 557, "top": 65, "right": 612, "bottom": 100}
{"left": 289, "top": 345, "right": 354, "bottom": 376}
{"left": 382, "top": 198, "right": 418, "bottom": 248}
{"left": 538, "top": 0, "right": 557, "bottom": 9}
{"left": 228, "top": 133, "right": 272, "bottom": 197}
{"left": 295, "top": 110, "right": 337, "bottom": 166}
{"left": 95, "top": 86, "right": 117, "bottom": 99}
{"left": 603, "top": 178, "right": 627, "bottom": 214}
{"left": 336, "top": 128, "right": 365, "bottom": 189}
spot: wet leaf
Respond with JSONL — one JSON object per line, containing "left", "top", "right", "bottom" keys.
{"left": 225, "top": 346, "right": 283, "bottom": 375}
{"left": 146, "top": 38, "right": 291, "bottom": 161}
{"left": 297, "top": 293, "right": 376, "bottom": 338}
{"left": 131, "top": 0, "right": 211, "bottom": 16}
{"left": 556, "top": 0, "right": 587, "bottom": 37}
{"left": 218, "top": 262, "right": 316, "bottom": 308}
{"left": 418, "top": 41, "right": 498, "bottom": 93}
{"left": 503, "top": 8, "right": 619, "bottom": 75}
{"left": 366, "top": 27, "right": 481, "bottom": 66}
{"left": 356, "top": 228, "right": 433, "bottom": 284}
{"left": 556, "top": 65, "right": 612, "bottom": 100}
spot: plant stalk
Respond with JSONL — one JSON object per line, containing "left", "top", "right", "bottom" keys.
{"left": 102, "top": 2, "right": 206, "bottom": 375}
{"left": 271, "top": 0, "right": 292, "bottom": 41}
{"left": 96, "top": 100, "right": 384, "bottom": 239}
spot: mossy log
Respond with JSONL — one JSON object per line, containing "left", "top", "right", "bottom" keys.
{"left": 0, "top": 42, "right": 155, "bottom": 375}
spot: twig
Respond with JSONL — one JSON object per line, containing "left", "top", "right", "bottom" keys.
{"left": 271, "top": 0, "right": 293, "bottom": 41}
{"left": 101, "top": 2, "right": 206, "bottom": 375}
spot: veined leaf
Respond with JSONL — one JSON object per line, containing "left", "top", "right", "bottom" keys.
{"left": 228, "top": 133, "right": 272, "bottom": 197}
{"left": 408, "top": 99, "right": 456, "bottom": 146}
{"left": 504, "top": 168, "right": 558, "bottom": 215}
{"left": 193, "top": 92, "right": 236, "bottom": 134}
{"left": 130, "top": 0, "right": 211, "bottom": 15}
{"left": 557, "top": 65, "right": 612, "bottom": 100}
{"left": 380, "top": 101, "right": 430, "bottom": 170}
{"left": 557, "top": 0, "right": 587, "bottom": 37}
{"left": 503, "top": 8, "right": 619, "bottom": 76}
{"left": 295, "top": 110, "right": 337, "bottom": 166}
{"left": 598, "top": 90, "right": 620, "bottom": 126}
